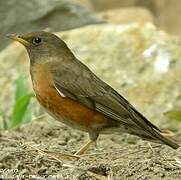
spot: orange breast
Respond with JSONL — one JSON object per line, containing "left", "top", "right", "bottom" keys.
{"left": 30, "top": 64, "right": 109, "bottom": 131}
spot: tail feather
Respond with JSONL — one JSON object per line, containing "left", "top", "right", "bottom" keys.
{"left": 131, "top": 128, "right": 179, "bottom": 149}
{"left": 129, "top": 107, "right": 180, "bottom": 149}
{"left": 152, "top": 130, "right": 179, "bottom": 149}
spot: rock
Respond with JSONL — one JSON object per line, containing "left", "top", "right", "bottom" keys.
{"left": 0, "top": 23, "right": 181, "bottom": 131}
{"left": 0, "top": 0, "right": 101, "bottom": 50}
{"left": 98, "top": 7, "right": 154, "bottom": 24}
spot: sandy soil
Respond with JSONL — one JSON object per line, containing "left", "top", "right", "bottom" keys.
{"left": 0, "top": 117, "right": 180, "bottom": 180}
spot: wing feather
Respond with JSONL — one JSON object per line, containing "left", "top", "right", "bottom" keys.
{"left": 50, "top": 60, "right": 159, "bottom": 136}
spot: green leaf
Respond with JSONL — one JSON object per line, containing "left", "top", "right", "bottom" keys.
{"left": 15, "top": 75, "right": 26, "bottom": 101}
{"left": 10, "top": 93, "right": 34, "bottom": 128}
{"left": 164, "top": 110, "right": 181, "bottom": 122}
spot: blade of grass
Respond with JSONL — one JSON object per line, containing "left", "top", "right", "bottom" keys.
{"left": 10, "top": 93, "right": 34, "bottom": 128}
{"left": 164, "top": 110, "right": 181, "bottom": 122}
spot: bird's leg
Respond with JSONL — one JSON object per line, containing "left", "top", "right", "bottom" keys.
{"left": 75, "top": 130, "right": 99, "bottom": 155}
{"left": 75, "top": 139, "right": 96, "bottom": 155}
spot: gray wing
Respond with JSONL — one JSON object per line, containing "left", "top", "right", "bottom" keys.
{"left": 50, "top": 60, "right": 160, "bottom": 135}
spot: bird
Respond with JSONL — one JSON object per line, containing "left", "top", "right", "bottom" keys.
{"left": 7, "top": 31, "right": 179, "bottom": 155}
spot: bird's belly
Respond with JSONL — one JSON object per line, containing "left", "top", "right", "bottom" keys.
{"left": 35, "top": 87, "right": 109, "bottom": 131}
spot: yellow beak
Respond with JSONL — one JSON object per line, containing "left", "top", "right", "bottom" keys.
{"left": 6, "top": 34, "right": 30, "bottom": 46}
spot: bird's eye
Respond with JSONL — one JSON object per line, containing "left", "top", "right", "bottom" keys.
{"left": 33, "top": 37, "right": 42, "bottom": 45}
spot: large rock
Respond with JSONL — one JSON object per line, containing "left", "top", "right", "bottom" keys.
{"left": 0, "top": 23, "right": 181, "bottom": 130}
{"left": 0, "top": 0, "right": 101, "bottom": 50}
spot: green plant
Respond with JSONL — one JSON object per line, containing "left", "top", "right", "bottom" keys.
{"left": 0, "top": 75, "right": 34, "bottom": 129}
{"left": 164, "top": 110, "right": 181, "bottom": 122}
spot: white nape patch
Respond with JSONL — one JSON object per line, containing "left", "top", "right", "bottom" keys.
{"left": 154, "top": 51, "right": 170, "bottom": 73}
{"left": 54, "top": 86, "right": 66, "bottom": 97}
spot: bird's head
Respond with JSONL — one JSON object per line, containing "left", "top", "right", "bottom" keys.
{"left": 6, "top": 31, "right": 74, "bottom": 65}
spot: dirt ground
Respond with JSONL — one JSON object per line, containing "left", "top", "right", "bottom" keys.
{"left": 0, "top": 117, "right": 180, "bottom": 180}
